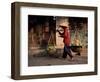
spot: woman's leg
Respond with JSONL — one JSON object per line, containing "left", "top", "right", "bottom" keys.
{"left": 65, "top": 46, "right": 73, "bottom": 58}
{"left": 62, "top": 46, "right": 67, "bottom": 58}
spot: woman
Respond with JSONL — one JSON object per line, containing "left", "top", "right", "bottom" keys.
{"left": 57, "top": 25, "right": 73, "bottom": 60}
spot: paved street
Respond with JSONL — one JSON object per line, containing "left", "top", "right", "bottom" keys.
{"left": 28, "top": 48, "right": 87, "bottom": 66}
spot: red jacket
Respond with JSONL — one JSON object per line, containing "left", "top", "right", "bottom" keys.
{"left": 63, "top": 28, "right": 71, "bottom": 46}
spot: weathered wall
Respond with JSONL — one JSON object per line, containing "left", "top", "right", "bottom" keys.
{"left": 56, "top": 17, "right": 69, "bottom": 48}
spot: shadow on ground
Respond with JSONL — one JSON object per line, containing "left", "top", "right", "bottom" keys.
{"left": 28, "top": 49, "right": 87, "bottom": 66}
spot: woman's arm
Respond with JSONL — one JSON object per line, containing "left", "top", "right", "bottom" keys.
{"left": 56, "top": 29, "right": 64, "bottom": 35}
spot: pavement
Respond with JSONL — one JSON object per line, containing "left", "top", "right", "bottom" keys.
{"left": 28, "top": 48, "right": 87, "bottom": 66}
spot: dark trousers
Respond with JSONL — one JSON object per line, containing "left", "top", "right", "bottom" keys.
{"left": 62, "top": 45, "right": 73, "bottom": 58}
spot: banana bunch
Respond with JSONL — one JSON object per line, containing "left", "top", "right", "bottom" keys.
{"left": 47, "top": 44, "right": 56, "bottom": 54}
{"left": 71, "top": 39, "right": 82, "bottom": 46}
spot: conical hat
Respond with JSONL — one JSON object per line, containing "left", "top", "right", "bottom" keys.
{"left": 59, "top": 23, "right": 68, "bottom": 28}
{"left": 59, "top": 25, "right": 68, "bottom": 28}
